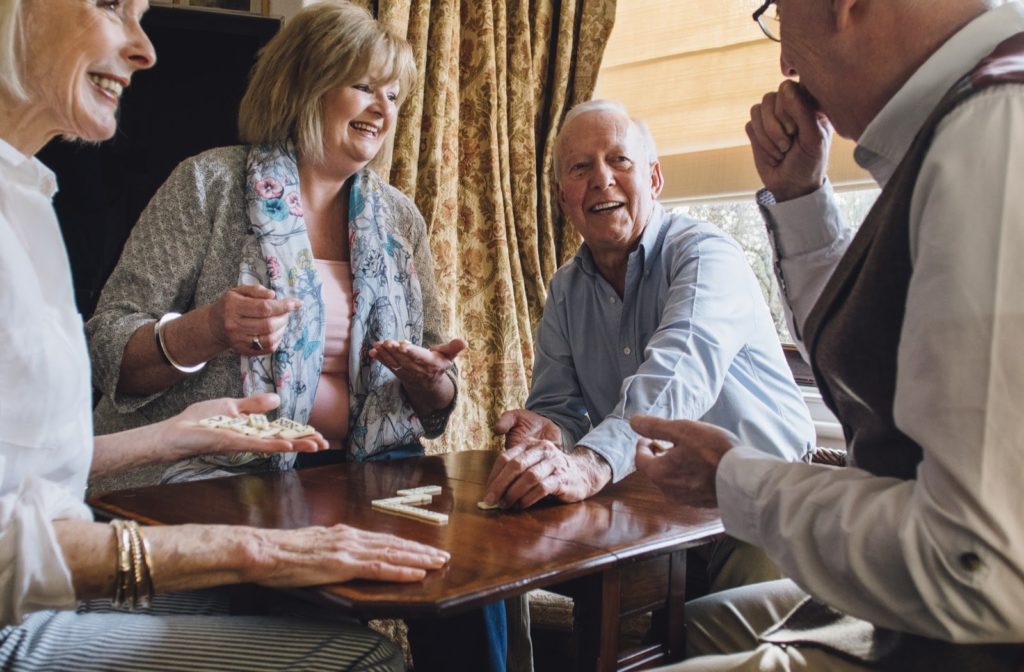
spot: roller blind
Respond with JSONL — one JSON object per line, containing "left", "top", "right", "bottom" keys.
{"left": 594, "top": 0, "right": 870, "bottom": 201}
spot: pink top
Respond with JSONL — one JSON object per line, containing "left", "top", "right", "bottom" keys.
{"left": 308, "top": 259, "right": 354, "bottom": 448}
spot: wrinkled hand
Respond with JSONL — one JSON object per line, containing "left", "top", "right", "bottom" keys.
{"left": 369, "top": 337, "right": 467, "bottom": 393}
{"left": 164, "top": 393, "right": 328, "bottom": 461}
{"left": 631, "top": 415, "right": 738, "bottom": 509}
{"left": 494, "top": 408, "right": 562, "bottom": 450}
{"left": 484, "top": 441, "right": 611, "bottom": 509}
{"left": 746, "top": 79, "right": 833, "bottom": 202}
{"left": 255, "top": 524, "right": 450, "bottom": 586}
{"left": 210, "top": 284, "right": 300, "bottom": 356}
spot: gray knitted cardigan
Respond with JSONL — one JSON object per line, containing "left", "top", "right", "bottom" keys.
{"left": 87, "top": 146, "right": 454, "bottom": 478}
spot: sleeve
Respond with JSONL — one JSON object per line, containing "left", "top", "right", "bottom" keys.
{"left": 578, "top": 234, "right": 761, "bottom": 482}
{"left": 396, "top": 193, "right": 458, "bottom": 437}
{"left": 524, "top": 278, "right": 592, "bottom": 451}
{"left": 758, "top": 181, "right": 853, "bottom": 356}
{"left": 717, "top": 87, "right": 1024, "bottom": 642}
{"left": 0, "top": 477, "right": 92, "bottom": 625}
{"left": 85, "top": 158, "right": 215, "bottom": 413}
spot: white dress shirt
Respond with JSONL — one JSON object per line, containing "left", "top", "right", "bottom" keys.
{"left": 718, "top": 2, "right": 1024, "bottom": 643}
{"left": 0, "top": 138, "right": 94, "bottom": 625}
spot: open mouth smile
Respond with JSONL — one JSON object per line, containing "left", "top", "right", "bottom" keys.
{"left": 351, "top": 121, "right": 381, "bottom": 137}
{"left": 88, "top": 73, "right": 125, "bottom": 100}
{"left": 589, "top": 201, "right": 624, "bottom": 213}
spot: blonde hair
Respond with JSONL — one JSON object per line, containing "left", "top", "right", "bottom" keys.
{"left": 0, "top": 0, "right": 26, "bottom": 101}
{"left": 238, "top": 1, "right": 416, "bottom": 164}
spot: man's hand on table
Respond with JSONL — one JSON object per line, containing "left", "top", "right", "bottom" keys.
{"left": 631, "top": 415, "right": 738, "bottom": 509}
{"left": 493, "top": 408, "right": 563, "bottom": 449}
{"left": 484, "top": 440, "right": 612, "bottom": 509}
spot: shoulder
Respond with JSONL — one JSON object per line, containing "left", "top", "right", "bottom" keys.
{"left": 547, "top": 257, "right": 586, "bottom": 306}
{"left": 157, "top": 146, "right": 247, "bottom": 204}
{"left": 372, "top": 174, "right": 427, "bottom": 239}
{"left": 379, "top": 179, "right": 423, "bottom": 221}
{"left": 659, "top": 209, "right": 746, "bottom": 266}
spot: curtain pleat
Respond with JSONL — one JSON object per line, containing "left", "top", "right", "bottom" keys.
{"left": 369, "top": 0, "right": 616, "bottom": 453}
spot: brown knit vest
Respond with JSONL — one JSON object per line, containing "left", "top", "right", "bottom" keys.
{"left": 767, "top": 33, "right": 1024, "bottom": 670}
{"left": 806, "top": 32, "right": 1024, "bottom": 480}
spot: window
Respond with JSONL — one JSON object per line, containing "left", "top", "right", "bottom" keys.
{"left": 668, "top": 187, "right": 880, "bottom": 343}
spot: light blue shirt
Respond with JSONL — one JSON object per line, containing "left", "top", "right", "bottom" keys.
{"left": 527, "top": 204, "right": 815, "bottom": 482}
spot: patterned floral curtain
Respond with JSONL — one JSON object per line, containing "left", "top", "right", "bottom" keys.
{"left": 356, "top": 0, "right": 617, "bottom": 452}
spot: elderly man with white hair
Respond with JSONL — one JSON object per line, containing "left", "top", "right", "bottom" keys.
{"left": 485, "top": 99, "right": 815, "bottom": 587}
{"left": 633, "top": 0, "right": 1024, "bottom": 670}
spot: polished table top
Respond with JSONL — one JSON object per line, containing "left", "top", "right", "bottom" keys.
{"left": 90, "top": 450, "right": 723, "bottom": 618}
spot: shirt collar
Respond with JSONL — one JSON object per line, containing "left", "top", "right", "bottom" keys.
{"left": 574, "top": 202, "right": 668, "bottom": 276}
{"left": 0, "top": 137, "right": 58, "bottom": 198}
{"left": 855, "top": 2, "right": 1024, "bottom": 186}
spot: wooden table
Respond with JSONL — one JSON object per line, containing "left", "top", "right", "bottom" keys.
{"left": 90, "top": 450, "right": 723, "bottom": 671}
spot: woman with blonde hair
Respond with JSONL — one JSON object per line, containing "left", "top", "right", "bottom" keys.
{"left": 0, "top": 0, "right": 450, "bottom": 669}
{"left": 87, "top": 2, "right": 505, "bottom": 669}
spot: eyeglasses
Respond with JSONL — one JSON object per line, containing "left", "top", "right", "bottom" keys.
{"left": 753, "top": 0, "right": 781, "bottom": 42}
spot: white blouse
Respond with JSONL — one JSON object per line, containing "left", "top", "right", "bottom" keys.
{"left": 0, "top": 138, "right": 94, "bottom": 625}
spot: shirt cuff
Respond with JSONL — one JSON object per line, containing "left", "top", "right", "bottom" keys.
{"left": 760, "top": 180, "right": 844, "bottom": 258}
{"left": 716, "top": 444, "right": 784, "bottom": 548}
{"left": 576, "top": 416, "right": 637, "bottom": 483}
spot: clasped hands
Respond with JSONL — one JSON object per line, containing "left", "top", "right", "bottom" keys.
{"left": 484, "top": 408, "right": 737, "bottom": 510}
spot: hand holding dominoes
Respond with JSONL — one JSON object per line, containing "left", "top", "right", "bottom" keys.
{"left": 198, "top": 413, "right": 318, "bottom": 440}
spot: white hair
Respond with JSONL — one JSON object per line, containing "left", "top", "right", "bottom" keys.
{"left": 0, "top": 0, "right": 26, "bottom": 100}
{"left": 552, "top": 99, "right": 658, "bottom": 181}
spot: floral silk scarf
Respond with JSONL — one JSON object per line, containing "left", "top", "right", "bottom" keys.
{"left": 165, "top": 142, "right": 425, "bottom": 482}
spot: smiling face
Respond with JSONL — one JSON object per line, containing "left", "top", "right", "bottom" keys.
{"left": 320, "top": 72, "right": 399, "bottom": 175}
{"left": 556, "top": 110, "right": 664, "bottom": 260}
{"left": 20, "top": 0, "right": 155, "bottom": 151}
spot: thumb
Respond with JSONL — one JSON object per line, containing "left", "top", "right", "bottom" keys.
{"left": 237, "top": 392, "right": 282, "bottom": 414}
{"left": 233, "top": 283, "right": 276, "bottom": 300}
{"left": 634, "top": 439, "right": 656, "bottom": 470}
{"left": 493, "top": 410, "right": 518, "bottom": 434}
{"left": 432, "top": 338, "right": 468, "bottom": 361}
{"left": 629, "top": 414, "right": 683, "bottom": 443}
{"left": 777, "top": 80, "right": 822, "bottom": 144}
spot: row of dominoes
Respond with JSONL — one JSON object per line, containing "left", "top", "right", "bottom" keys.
{"left": 371, "top": 485, "right": 448, "bottom": 525}
{"left": 198, "top": 414, "right": 317, "bottom": 440}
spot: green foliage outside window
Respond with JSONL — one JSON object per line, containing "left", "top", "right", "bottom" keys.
{"left": 672, "top": 188, "right": 880, "bottom": 344}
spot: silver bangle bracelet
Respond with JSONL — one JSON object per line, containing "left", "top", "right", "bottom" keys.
{"left": 154, "top": 312, "right": 206, "bottom": 374}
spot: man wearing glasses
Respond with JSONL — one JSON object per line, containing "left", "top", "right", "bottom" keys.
{"left": 636, "top": 1, "right": 1024, "bottom": 670}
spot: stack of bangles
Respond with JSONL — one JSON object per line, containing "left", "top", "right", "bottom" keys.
{"left": 109, "top": 519, "right": 155, "bottom": 610}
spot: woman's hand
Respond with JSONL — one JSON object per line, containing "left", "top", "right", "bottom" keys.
{"left": 161, "top": 393, "right": 328, "bottom": 462}
{"left": 252, "top": 524, "right": 451, "bottom": 586}
{"left": 209, "top": 285, "right": 301, "bottom": 356}
{"left": 369, "top": 338, "right": 467, "bottom": 395}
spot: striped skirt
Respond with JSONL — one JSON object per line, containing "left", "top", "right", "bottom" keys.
{"left": 0, "top": 590, "right": 404, "bottom": 671}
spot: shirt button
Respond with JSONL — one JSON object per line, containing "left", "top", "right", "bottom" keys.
{"left": 608, "top": 296, "right": 617, "bottom": 304}
{"left": 959, "top": 552, "right": 983, "bottom": 573}
{"left": 623, "top": 346, "right": 631, "bottom": 355}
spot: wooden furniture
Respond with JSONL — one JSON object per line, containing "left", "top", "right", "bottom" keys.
{"left": 90, "top": 450, "right": 723, "bottom": 671}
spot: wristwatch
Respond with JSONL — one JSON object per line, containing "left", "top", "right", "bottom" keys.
{"left": 154, "top": 312, "right": 206, "bottom": 374}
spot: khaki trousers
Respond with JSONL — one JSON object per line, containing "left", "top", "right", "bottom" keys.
{"left": 507, "top": 537, "right": 781, "bottom": 672}
{"left": 655, "top": 579, "right": 873, "bottom": 671}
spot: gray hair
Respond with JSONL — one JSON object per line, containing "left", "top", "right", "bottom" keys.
{"left": 552, "top": 99, "right": 658, "bottom": 181}
{"left": 0, "top": 0, "right": 25, "bottom": 101}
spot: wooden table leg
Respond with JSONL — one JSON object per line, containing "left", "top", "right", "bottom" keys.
{"left": 573, "top": 567, "right": 621, "bottom": 672}
{"left": 664, "top": 549, "right": 688, "bottom": 662}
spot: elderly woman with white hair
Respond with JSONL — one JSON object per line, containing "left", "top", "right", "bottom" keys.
{"left": 0, "top": 1, "right": 453, "bottom": 670}
{"left": 85, "top": 2, "right": 506, "bottom": 670}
